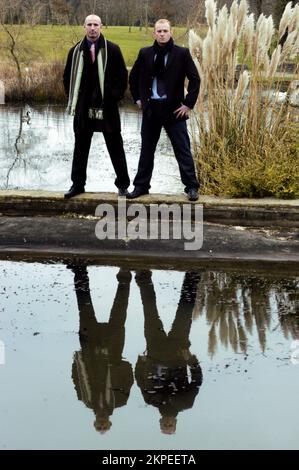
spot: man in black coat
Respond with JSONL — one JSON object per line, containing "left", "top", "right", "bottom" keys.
{"left": 134, "top": 270, "right": 203, "bottom": 434}
{"left": 129, "top": 19, "right": 200, "bottom": 201}
{"left": 70, "top": 264, "right": 133, "bottom": 433}
{"left": 63, "top": 14, "right": 130, "bottom": 199}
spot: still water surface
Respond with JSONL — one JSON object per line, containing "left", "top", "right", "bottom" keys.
{"left": 0, "top": 105, "right": 181, "bottom": 193}
{"left": 0, "top": 260, "right": 298, "bottom": 450}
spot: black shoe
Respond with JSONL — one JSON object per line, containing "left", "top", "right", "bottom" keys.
{"left": 135, "top": 270, "right": 152, "bottom": 285}
{"left": 127, "top": 188, "right": 149, "bottom": 199}
{"left": 186, "top": 188, "right": 199, "bottom": 201}
{"left": 118, "top": 188, "right": 129, "bottom": 197}
{"left": 116, "top": 269, "right": 132, "bottom": 283}
{"left": 64, "top": 185, "right": 85, "bottom": 199}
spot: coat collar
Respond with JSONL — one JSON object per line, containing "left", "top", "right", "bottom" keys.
{"left": 148, "top": 43, "right": 176, "bottom": 72}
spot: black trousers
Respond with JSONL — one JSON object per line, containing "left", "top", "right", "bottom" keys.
{"left": 133, "top": 101, "right": 199, "bottom": 192}
{"left": 71, "top": 129, "right": 130, "bottom": 189}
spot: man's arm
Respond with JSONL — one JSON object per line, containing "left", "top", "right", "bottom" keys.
{"left": 63, "top": 47, "right": 74, "bottom": 97}
{"left": 110, "top": 44, "right": 128, "bottom": 101}
{"left": 183, "top": 48, "right": 200, "bottom": 110}
{"left": 129, "top": 50, "right": 142, "bottom": 105}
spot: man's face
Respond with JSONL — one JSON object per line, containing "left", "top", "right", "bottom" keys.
{"left": 154, "top": 22, "right": 172, "bottom": 45}
{"left": 84, "top": 15, "right": 102, "bottom": 41}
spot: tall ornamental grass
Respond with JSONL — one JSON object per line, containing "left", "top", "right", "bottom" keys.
{"left": 189, "top": 0, "right": 299, "bottom": 198}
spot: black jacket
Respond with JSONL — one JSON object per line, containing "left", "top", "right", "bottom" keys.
{"left": 63, "top": 36, "right": 128, "bottom": 132}
{"left": 129, "top": 43, "right": 200, "bottom": 113}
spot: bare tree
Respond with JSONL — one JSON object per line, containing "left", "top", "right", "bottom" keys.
{"left": 125, "top": 0, "right": 138, "bottom": 32}
{"left": 50, "top": 0, "right": 70, "bottom": 24}
{"left": 93, "top": 0, "right": 110, "bottom": 26}
{"left": 0, "top": 0, "right": 41, "bottom": 98}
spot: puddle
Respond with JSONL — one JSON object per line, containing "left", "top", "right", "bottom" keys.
{"left": 0, "top": 260, "right": 298, "bottom": 450}
{"left": 0, "top": 105, "right": 182, "bottom": 194}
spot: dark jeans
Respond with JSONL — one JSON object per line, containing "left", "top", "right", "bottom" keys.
{"left": 71, "top": 130, "right": 130, "bottom": 189}
{"left": 133, "top": 101, "right": 199, "bottom": 192}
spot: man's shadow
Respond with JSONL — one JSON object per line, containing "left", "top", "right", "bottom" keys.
{"left": 70, "top": 265, "right": 133, "bottom": 434}
{"left": 135, "top": 270, "right": 203, "bottom": 435}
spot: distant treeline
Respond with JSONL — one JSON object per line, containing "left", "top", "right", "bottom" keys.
{"left": 0, "top": 0, "right": 203, "bottom": 27}
{"left": 0, "top": 0, "right": 293, "bottom": 27}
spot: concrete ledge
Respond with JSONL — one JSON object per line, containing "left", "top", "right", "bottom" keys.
{"left": 0, "top": 190, "right": 299, "bottom": 227}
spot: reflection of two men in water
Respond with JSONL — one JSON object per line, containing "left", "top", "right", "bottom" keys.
{"left": 70, "top": 265, "right": 203, "bottom": 435}
{"left": 70, "top": 265, "right": 299, "bottom": 434}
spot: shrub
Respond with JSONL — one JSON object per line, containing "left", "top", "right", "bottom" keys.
{"left": 0, "top": 61, "right": 66, "bottom": 102}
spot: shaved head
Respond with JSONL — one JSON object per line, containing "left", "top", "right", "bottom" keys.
{"left": 84, "top": 14, "right": 101, "bottom": 26}
{"left": 84, "top": 14, "right": 102, "bottom": 42}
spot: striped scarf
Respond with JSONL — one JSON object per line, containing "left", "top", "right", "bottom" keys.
{"left": 66, "top": 37, "right": 108, "bottom": 116}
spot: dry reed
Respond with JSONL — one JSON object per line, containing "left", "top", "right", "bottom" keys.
{"left": 189, "top": 0, "right": 299, "bottom": 198}
{"left": 0, "top": 61, "right": 66, "bottom": 102}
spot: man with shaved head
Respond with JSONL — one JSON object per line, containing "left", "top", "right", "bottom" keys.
{"left": 63, "top": 14, "right": 130, "bottom": 198}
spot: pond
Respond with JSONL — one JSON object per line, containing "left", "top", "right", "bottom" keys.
{"left": 0, "top": 259, "right": 298, "bottom": 450}
{"left": 0, "top": 105, "right": 183, "bottom": 194}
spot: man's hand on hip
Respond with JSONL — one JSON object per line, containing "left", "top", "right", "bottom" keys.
{"left": 174, "top": 104, "right": 190, "bottom": 118}
{"left": 136, "top": 100, "right": 142, "bottom": 109}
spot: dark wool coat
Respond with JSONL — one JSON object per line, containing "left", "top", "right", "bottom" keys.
{"left": 63, "top": 36, "right": 128, "bottom": 132}
{"left": 129, "top": 43, "right": 200, "bottom": 117}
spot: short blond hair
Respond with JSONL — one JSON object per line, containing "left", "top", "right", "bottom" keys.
{"left": 154, "top": 19, "right": 171, "bottom": 30}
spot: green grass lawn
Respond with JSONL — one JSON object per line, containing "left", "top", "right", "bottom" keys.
{"left": 0, "top": 25, "right": 188, "bottom": 66}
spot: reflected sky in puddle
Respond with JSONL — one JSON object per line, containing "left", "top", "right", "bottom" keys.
{"left": 0, "top": 260, "right": 298, "bottom": 450}
{"left": 0, "top": 105, "right": 182, "bottom": 193}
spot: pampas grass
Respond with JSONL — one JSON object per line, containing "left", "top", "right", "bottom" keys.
{"left": 191, "top": 271, "right": 299, "bottom": 356}
{"left": 189, "top": 0, "right": 299, "bottom": 198}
